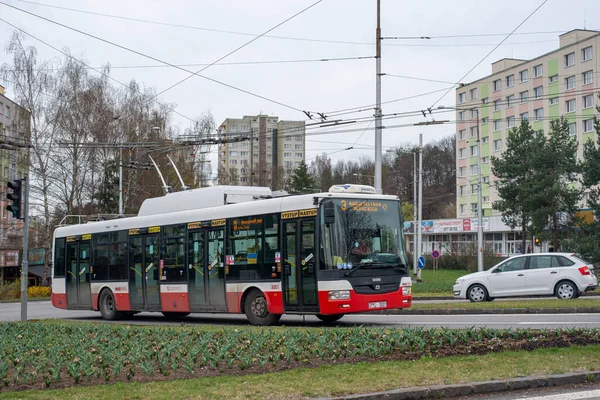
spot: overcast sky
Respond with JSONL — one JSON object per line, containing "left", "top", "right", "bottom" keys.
{"left": 1, "top": 0, "right": 599, "bottom": 170}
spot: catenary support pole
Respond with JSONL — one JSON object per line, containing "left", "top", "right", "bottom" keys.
{"left": 476, "top": 111, "right": 484, "bottom": 272}
{"left": 413, "top": 151, "right": 418, "bottom": 275}
{"left": 21, "top": 176, "right": 29, "bottom": 322}
{"left": 374, "top": 0, "right": 383, "bottom": 194}
{"left": 417, "top": 134, "right": 423, "bottom": 280}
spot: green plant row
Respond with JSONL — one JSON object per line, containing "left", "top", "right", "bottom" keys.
{"left": 0, "top": 322, "right": 599, "bottom": 392}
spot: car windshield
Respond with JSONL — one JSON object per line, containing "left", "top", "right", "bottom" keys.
{"left": 320, "top": 198, "right": 409, "bottom": 270}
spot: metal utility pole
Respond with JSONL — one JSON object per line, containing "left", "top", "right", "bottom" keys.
{"left": 413, "top": 151, "right": 418, "bottom": 276}
{"left": 417, "top": 134, "right": 423, "bottom": 279}
{"left": 119, "top": 147, "right": 123, "bottom": 216}
{"left": 374, "top": 0, "right": 383, "bottom": 194}
{"left": 476, "top": 111, "right": 484, "bottom": 272}
{"left": 21, "top": 176, "right": 29, "bottom": 322}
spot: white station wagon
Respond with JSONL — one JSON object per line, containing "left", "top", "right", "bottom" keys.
{"left": 453, "top": 253, "right": 598, "bottom": 302}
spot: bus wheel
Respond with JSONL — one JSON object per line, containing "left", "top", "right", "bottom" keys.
{"left": 162, "top": 312, "right": 190, "bottom": 319}
{"left": 316, "top": 314, "right": 344, "bottom": 323}
{"left": 99, "top": 290, "right": 124, "bottom": 321}
{"left": 245, "top": 289, "right": 281, "bottom": 326}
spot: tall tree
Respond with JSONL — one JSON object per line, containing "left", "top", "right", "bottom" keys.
{"left": 288, "top": 160, "right": 319, "bottom": 194}
{"left": 492, "top": 121, "right": 545, "bottom": 252}
{"left": 529, "top": 117, "right": 581, "bottom": 250}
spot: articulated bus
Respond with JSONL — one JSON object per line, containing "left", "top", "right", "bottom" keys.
{"left": 51, "top": 185, "right": 412, "bottom": 325}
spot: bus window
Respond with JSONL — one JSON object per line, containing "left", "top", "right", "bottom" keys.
{"left": 92, "top": 233, "right": 110, "bottom": 280}
{"left": 161, "top": 225, "right": 186, "bottom": 282}
{"left": 54, "top": 238, "right": 66, "bottom": 277}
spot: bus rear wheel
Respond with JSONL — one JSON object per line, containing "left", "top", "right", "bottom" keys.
{"left": 245, "top": 289, "right": 281, "bottom": 326}
{"left": 316, "top": 314, "right": 344, "bottom": 323}
{"left": 99, "top": 290, "right": 124, "bottom": 321}
{"left": 162, "top": 312, "right": 190, "bottom": 319}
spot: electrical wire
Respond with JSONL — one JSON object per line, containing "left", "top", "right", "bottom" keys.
{"left": 152, "top": 0, "right": 323, "bottom": 99}
{"left": 0, "top": 1, "right": 312, "bottom": 114}
{"left": 429, "top": 0, "right": 549, "bottom": 109}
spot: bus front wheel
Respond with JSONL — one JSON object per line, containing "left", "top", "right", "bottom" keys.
{"left": 245, "top": 289, "right": 281, "bottom": 326}
{"left": 316, "top": 314, "right": 344, "bottom": 323}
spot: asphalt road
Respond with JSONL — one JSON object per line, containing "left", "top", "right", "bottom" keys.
{"left": 2, "top": 301, "right": 600, "bottom": 328}
{"left": 454, "top": 384, "right": 600, "bottom": 399}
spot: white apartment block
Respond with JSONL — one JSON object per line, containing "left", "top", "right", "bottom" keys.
{"left": 217, "top": 115, "right": 305, "bottom": 189}
{"left": 455, "top": 29, "right": 600, "bottom": 218}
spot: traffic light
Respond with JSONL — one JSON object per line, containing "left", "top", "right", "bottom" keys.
{"left": 6, "top": 179, "right": 23, "bottom": 219}
{"left": 534, "top": 237, "right": 541, "bottom": 247}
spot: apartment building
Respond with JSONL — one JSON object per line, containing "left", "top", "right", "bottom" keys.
{"left": 217, "top": 115, "right": 306, "bottom": 189}
{"left": 455, "top": 29, "right": 600, "bottom": 218}
{"left": 0, "top": 84, "right": 31, "bottom": 275}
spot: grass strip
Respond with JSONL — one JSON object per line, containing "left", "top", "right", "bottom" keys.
{"left": 411, "top": 270, "right": 466, "bottom": 294}
{"left": 1, "top": 345, "right": 598, "bottom": 400}
{"left": 410, "top": 298, "right": 600, "bottom": 310}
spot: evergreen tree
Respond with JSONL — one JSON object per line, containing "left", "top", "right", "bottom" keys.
{"left": 94, "top": 159, "right": 119, "bottom": 213}
{"left": 491, "top": 120, "right": 545, "bottom": 252}
{"left": 288, "top": 160, "right": 319, "bottom": 194}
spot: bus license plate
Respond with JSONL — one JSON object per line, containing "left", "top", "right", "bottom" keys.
{"left": 369, "top": 301, "right": 387, "bottom": 309}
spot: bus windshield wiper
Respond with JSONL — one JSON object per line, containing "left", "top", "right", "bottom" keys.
{"left": 344, "top": 262, "right": 384, "bottom": 277}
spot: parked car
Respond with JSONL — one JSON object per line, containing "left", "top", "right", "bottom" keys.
{"left": 453, "top": 253, "right": 598, "bottom": 302}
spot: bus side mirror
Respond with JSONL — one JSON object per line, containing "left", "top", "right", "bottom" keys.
{"left": 324, "top": 201, "right": 335, "bottom": 225}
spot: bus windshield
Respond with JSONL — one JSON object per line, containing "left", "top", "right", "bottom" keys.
{"left": 320, "top": 198, "right": 409, "bottom": 271}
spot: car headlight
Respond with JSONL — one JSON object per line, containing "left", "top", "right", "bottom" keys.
{"left": 455, "top": 278, "right": 465, "bottom": 285}
{"left": 328, "top": 290, "right": 351, "bottom": 300}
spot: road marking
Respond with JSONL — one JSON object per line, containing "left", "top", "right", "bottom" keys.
{"left": 517, "top": 389, "right": 600, "bottom": 400}
{"left": 518, "top": 322, "right": 600, "bottom": 325}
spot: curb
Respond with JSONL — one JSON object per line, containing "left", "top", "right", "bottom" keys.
{"left": 366, "top": 307, "right": 600, "bottom": 315}
{"left": 414, "top": 292, "right": 600, "bottom": 301}
{"left": 316, "top": 371, "right": 600, "bottom": 400}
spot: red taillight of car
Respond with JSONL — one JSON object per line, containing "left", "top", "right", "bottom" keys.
{"left": 578, "top": 266, "right": 591, "bottom": 276}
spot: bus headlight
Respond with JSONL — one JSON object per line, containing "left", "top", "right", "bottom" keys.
{"left": 328, "top": 290, "right": 351, "bottom": 300}
{"left": 402, "top": 286, "right": 411, "bottom": 296}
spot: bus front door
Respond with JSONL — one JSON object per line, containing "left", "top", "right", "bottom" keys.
{"left": 188, "top": 227, "right": 226, "bottom": 311}
{"left": 65, "top": 239, "right": 92, "bottom": 309}
{"left": 282, "top": 219, "right": 319, "bottom": 312}
{"left": 128, "top": 233, "right": 161, "bottom": 310}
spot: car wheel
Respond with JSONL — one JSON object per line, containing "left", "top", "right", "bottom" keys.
{"left": 99, "top": 290, "right": 124, "bottom": 320}
{"left": 316, "top": 314, "right": 344, "bottom": 323}
{"left": 467, "top": 284, "right": 488, "bottom": 302}
{"left": 555, "top": 281, "right": 578, "bottom": 300}
{"left": 162, "top": 312, "right": 190, "bottom": 319}
{"left": 245, "top": 289, "right": 281, "bottom": 326}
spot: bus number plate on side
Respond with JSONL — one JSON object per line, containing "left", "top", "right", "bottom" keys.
{"left": 368, "top": 301, "right": 387, "bottom": 309}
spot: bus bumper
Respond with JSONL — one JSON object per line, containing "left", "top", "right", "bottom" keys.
{"left": 317, "top": 286, "right": 412, "bottom": 315}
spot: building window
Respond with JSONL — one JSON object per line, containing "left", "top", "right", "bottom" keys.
{"left": 295, "top": 152, "right": 303, "bottom": 158}
{"left": 565, "top": 75, "right": 576, "bottom": 90}
{"left": 284, "top": 152, "right": 291, "bottom": 158}
{"left": 240, "top": 151, "right": 248, "bottom": 156}
{"left": 582, "top": 46, "right": 593, "bottom": 62}
{"left": 506, "top": 95, "right": 515, "bottom": 107}
{"left": 566, "top": 99, "right": 576, "bottom": 113}
{"left": 471, "top": 165, "right": 479, "bottom": 175}
{"left": 470, "top": 88, "right": 478, "bottom": 100}
{"left": 549, "top": 97, "right": 559, "bottom": 105}
{"left": 520, "top": 91, "right": 529, "bottom": 103}
{"left": 459, "top": 148, "right": 466, "bottom": 159}
{"left": 471, "top": 203, "right": 478, "bottom": 213}
{"left": 295, "top": 135, "right": 302, "bottom": 141}
{"left": 459, "top": 167, "right": 466, "bottom": 177}
{"left": 520, "top": 112, "right": 529, "bottom": 122}
{"left": 483, "top": 176, "right": 490, "bottom": 184}
{"left": 494, "top": 139, "right": 502, "bottom": 151}
{"left": 482, "top": 117, "right": 489, "bottom": 124}
{"left": 459, "top": 129, "right": 466, "bottom": 140}
{"left": 471, "top": 184, "right": 479, "bottom": 194}
{"left": 494, "top": 100, "right": 501, "bottom": 111}
{"left": 534, "top": 86, "right": 543, "bottom": 99}
{"left": 295, "top": 144, "right": 303, "bottom": 149}
{"left": 459, "top": 186, "right": 466, "bottom": 196}
{"left": 549, "top": 74, "right": 558, "bottom": 83}
{"left": 284, "top": 161, "right": 292, "bottom": 167}
{"left": 230, "top": 159, "right": 237, "bottom": 165}
{"left": 519, "top": 69, "right": 528, "bottom": 82}
{"left": 583, "top": 70, "right": 593, "bottom": 85}
{"left": 482, "top": 136, "right": 489, "bottom": 143}
{"left": 533, "top": 64, "right": 543, "bottom": 77}
{"left": 471, "top": 109, "right": 478, "bottom": 119}
{"left": 584, "top": 119, "right": 594, "bottom": 133}
{"left": 483, "top": 196, "right": 490, "bottom": 203}
{"left": 493, "top": 120, "right": 501, "bottom": 131}
{"left": 507, "top": 116, "right": 515, "bottom": 128}
{"left": 506, "top": 74, "right": 514, "bottom": 87}
{"left": 565, "top": 52, "right": 575, "bottom": 67}
{"left": 481, "top": 97, "right": 488, "bottom": 104}
{"left": 229, "top": 151, "right": 237, "bottom": 156}
{"left": 470, "top": 126, "right": 478, "bottom": 138}
{"left": 583, "top": 94, "right": 594, "bottom": 109}
{"left": 493, "top": 79, "right": 501, "bottom": 91}
{"left": 470, "top": 145, "right": 478, "bottom": 157}
{"left": 459, "top": 92, "right": 466, "bottom": 104}
{"left": 284, "top": 144, "right": 291, "bottom": 149}
{"left": 534, "top": 108, "right": 544, "bottom": 121}
{"left": 460, "top": 204, "right": 466, "bottom": 214}
{"left": 482, "top": 156, "right": 490, "bottom": 163}
{"left": 459, "top": 111, "right": 466, "bottom": 121}
{"left": 568, "top": 122, "right": 576, "bottom": 136}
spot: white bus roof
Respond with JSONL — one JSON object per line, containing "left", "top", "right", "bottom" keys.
{"left": 54, "top": 190, "right": 399, "bottom": 239}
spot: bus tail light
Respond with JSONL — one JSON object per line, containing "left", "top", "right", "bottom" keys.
{"left": 579, "top": 266, "right": 591, "bottom": 276}
{"left": 328, "top": 290, "right": 351, "bottom": 300}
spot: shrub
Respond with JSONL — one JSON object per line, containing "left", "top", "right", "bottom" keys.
{"left": 0, "top": 279, "right": 21, "bottom": 300}
{"left": 28, "top": 286, "right": 51, "bottom": 298}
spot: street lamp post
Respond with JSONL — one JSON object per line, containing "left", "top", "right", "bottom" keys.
{"left": 439, "top": 105, "right": 484, "bottom": 272}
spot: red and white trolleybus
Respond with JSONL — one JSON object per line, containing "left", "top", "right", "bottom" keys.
{"left": 51, "top": 184, "right": 412, "bottom": 325}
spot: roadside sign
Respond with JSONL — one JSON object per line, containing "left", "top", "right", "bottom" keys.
{"left": 432, "top": 250, "right": 440, "bottom": 259}
{"left": 417, "top": 256, "right": 425, "bottom": 269}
